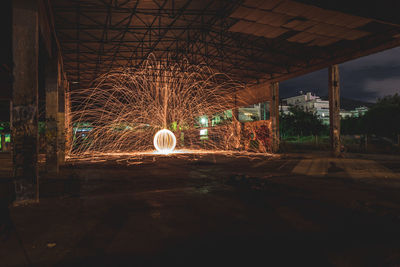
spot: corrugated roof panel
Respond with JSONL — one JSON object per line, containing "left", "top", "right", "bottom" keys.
{"left": 341, "top": 29, "right": 370, "bottom": 40}
{"left": 228, "top": 20, "right": 254, "bottom": 33}
{"left": 260, "top": 25, "right": 288, "bottom": 38}
{"left": 257, "top": 11, "right": 292, "bottom": 27}
{"left": 306, "top": 23, "right": 370, "bottom": 40}
{"left": 230, "top": 6, "right": 254, "bottom": 20}
{"left": 287, "top": 20, "right": 318, "bottom": 31}
{"left": 347, "top": 17, "right": 373, "bottom": 28}
{"left": 243, "top": 0, "right": 266, "bottom": 9}
{"left": 307, "top": 24, "right": 346, "bottom": 37}
{"left": 230, "top": 20, "right": 259, "bottom": 35}
{"left": 229, "top": 21, "right": 287, "bottom": 39}
{"left": 244, "top": 9, "right": 270, "bottom": 21}
{"left": 287, "top": 32, "right": 317, "bottom": 43}
{"left": 324, "top": 12, "right": 370, "bottom": 28}
{"left": 252, "top": 0, "right": 283, "bottom": 10}
{"left": 273, "top": 0, "right": 309, "bottom": 16}
{"left": 300, "top": 5, "right": 327, "bottom": 21}
{"left": 282, "top": 19, "right": 304, "bottom": 29}
{"left": 308, "top": 37, "right": 340, "bottom": 47}
{"left": 313, "top": 9, "right": 338, "bottom": 22}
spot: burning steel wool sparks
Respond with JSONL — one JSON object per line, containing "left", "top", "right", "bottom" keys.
{"left": 70, "top": 55, "right": 245, "bottom": 155}
{"left": 153, "top": 129, "right": 176, "bottom": 154}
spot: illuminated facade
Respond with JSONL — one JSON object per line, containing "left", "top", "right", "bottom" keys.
{"left": 282, "top": 92, "right": 369, "bottom": 124}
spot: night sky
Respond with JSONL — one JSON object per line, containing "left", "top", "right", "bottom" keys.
{"left": 280, "top": 46, "right": 400, "bottom": 103}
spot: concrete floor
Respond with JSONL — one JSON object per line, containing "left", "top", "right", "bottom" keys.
{"left": 1, "top": 151, "right": 400, "bottom": 266}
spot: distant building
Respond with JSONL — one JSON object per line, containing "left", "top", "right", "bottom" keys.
{"left": 351, "top": 106, "right": 368, "bottom": 117}
{"left": 212, "top": 92, "right": 368, "bottom": 125}
{"left": 281, "top": 92, "right": 330, "bottom": 124}
{"left": 284, "top": 92, "right": 320, "bottom": 107}
{"left": 279, "top": 105, "right": 291, "bottom": 116}
{"left": 339, "top": 110, "right": 352, "bottom": 118}
{"left": 339, "top": 106, "right": 369, "bottom": 119}
{"left": 280, "top": 92, "right": 369, "bottom": 124}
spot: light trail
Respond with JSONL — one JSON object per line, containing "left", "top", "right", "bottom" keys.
{"left": 153, "top": 129, "right": 176, "bottom": 154}
{"left": 69, "top": 55, "right": 245, "bottom": 156}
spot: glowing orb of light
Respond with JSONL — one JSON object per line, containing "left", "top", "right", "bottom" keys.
{"left": 153, "top": 129, "right": 176, "bottom": 154}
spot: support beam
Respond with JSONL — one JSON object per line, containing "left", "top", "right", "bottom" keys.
{"left": 12, "top": 0, "right": 39, "bottom": 202}
{"left": 270, "top": 82, "right": 279, "bottom": 153}
{"left": 65, "top": 81, "right": 72, "bottom": 155}
{"left": 45, "top": 57, "right": 59, "bottom": 174}
{"left": 329, "top": 65, "right": 341, "bottom": 157}
{"left": 232, "top": 97, "right": 241, "bottom": 150}
{"left": 57, "top": 61, "right": 65, "bottom": 166}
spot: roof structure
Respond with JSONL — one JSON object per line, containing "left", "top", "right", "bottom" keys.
{"left": 51, "top": 0, "right": 400, "bottom": 88}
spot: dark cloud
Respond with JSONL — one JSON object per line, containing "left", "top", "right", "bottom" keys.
{"left": 280, "top": 46, "right": 400, "bottom": 102}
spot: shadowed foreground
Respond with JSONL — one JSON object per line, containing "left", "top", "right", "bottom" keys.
{"left": 1, "top": 152, "right": 400, "bottom": 266}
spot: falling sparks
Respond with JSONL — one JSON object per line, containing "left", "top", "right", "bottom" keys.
{"left": 69, "top": 55, "right": 245, "bottom": 156}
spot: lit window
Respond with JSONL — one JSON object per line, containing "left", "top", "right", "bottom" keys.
{"left": 200, "top": 117, "right": 208, "bottom": 126}
{"left": 200, "top": 129, "right": 208, "bottom": 136}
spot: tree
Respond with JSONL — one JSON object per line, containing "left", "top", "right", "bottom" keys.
{"left": 280, "top": 106, "right": 328, "bottom": 137}
{"left": 362, "top": 93, "right": 400, "bottom": 140}
{"left": 0, "top": 122, "right": 10, "bottom": 133}
{"left": 341, "top": 116, "right": 363, "bottom": 135}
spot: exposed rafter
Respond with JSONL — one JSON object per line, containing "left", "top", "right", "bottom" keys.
{"left": 51, "top": 0, "right": 400, "bottom": 88}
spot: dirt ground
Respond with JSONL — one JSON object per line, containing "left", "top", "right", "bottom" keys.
{"left": 1, "top": 151, "right": 400, "bottom": 266}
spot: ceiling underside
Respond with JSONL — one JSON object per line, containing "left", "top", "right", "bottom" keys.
{"left": 52, "top": 0, "right": 400, "bottom": 88}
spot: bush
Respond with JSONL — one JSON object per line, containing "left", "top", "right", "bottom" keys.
{"left": 280, "top": 106, "right": 328, "bottom": 137}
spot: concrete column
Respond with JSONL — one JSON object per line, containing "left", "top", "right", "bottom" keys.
{"left": 232, "top": 107, "right": 241, "bottom": 149}
{"left": 270, "top": 82, "right": 280, "bottom": 153}
{"left": 12, "top": 0, "right": 39, "bottom": 202}
{"left": 57, "top": 61, "right": 65, "bottom": 166}
{"left": 65, "top": 81, "right": 72, "bottom": 155}
{"left": 45, "top": 57, "right": 58, "bottom": 174}
{"left": 329, "top": 65, "right": 341, "bottom": 157}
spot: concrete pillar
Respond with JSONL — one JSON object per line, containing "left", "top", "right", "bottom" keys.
{"left": 270, "top": 82, "right": 280, "bottom": 153}
{"left": 45, "top": 57, "right": 58, "bottom": 174}
{"left": 329, "top": 65, "right": 341, "bottom": 157}
{"left": 65, "top": 81, "right": 72, "bottom": 155}
{"left": 57, "top": 61, "right": 65, "bottom": 166}
{"left": 12, "top": 0, "right": 39, "bottom": 202}
{"left": 232, "top": 107, "right": 241, "bottom": 149}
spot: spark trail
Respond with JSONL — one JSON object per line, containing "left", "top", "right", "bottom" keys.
{"left": 70, "top": 55, "right": 245, "bottom": 155}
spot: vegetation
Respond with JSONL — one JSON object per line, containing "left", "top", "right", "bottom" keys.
{"left": 280, "top": 106, "right": 328, "bottom": 138}
{"left": 341, "top": 116, "right": 363, "bottom": 135}
{"left": 341, "top": 94, "right": 400, "bottom": 141}
{"left": 0, "top": 122, "right": 10, "bottom": 133}
{"left": 362, "top": 94, "right": 400, "bottom": 139}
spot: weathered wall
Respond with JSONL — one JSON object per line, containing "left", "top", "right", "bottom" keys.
{"left": 235, "top": 82, "right": 272, "bottom": 107}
